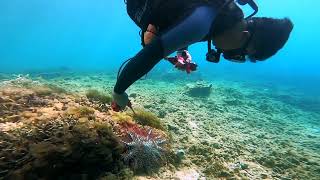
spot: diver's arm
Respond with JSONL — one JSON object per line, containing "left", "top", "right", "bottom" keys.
{"left": 114, "top": 37, "right": 163, "bottom": 94}
{"left": 114, "top": 6, "right": 217, "bottom": 94}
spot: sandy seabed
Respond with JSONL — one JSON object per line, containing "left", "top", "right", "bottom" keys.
{"left": 0, "top": 71, "right": 319, "bottom": 180}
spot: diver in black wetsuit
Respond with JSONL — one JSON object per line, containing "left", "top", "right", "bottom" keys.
{"left": 112, "top": 0, "right": 294, "bottom": 111}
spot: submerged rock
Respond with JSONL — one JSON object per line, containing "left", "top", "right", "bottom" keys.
{"left": 185, "top": 81, "right": 212, "bottom": 98}
{"left": 0, "top": 83, "right": 127, "bottom": 179}
{"left": 176, "top": 149, "right": 186, "bottom": 160}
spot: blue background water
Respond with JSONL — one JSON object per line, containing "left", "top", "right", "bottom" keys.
{"left": 0, "top": 0, "right": 319, "bottom": 91}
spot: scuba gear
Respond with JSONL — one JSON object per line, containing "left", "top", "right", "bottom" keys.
{"left": 116, "top": 4, "right": 217, "bottom": 94}
{"left": 221, "top": 21, "right": 255, "bottom": 63}
{"left": 206, "top": 0, "right": 259, "bottom": 63}
{"left": 206, "top": 18, "right": 257, "bottom": 63}
{"left": 121, "top": 0, "right": 260, "bottom": 76}
{"left": 126, "top": 0, "right": 153, "bottom": 31}
{"left": 236, "top": 0, "right": 258, "bottom": 18}
{"left": 117, "top": 0, "right": 261, "bottom": 97}
{"left": 127, "top": 0, "right": 243, "bottom": 47}
{"left": 206, "top": 40, "right": 222, "bottom": 63}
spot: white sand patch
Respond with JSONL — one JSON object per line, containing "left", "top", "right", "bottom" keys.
{"left": 174, "top": 169, "right": 205, "bottom": 180}
{"left": 188, "top": 121, "right": 198, "bottom": 130}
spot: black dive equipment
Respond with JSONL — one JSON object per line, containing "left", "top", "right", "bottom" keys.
{"left": 206, "top": 0, "right": 259, "bottom": 63}
{"left": 121, "top": 0, "right": 260, "bottom": 77}
{"left": 237, "top": 0, "right": 259, "bottom": 19}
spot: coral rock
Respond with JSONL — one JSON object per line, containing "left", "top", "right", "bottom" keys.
{"left": 185, "top": 81, "right": 212, "bottom": 98}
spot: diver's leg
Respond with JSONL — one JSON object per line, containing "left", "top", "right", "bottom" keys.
{"left": 160, "top": 6, "right": 216, "bottom": 55}
{"left": 114, "top": 6, "right": 217, "bottom": 94}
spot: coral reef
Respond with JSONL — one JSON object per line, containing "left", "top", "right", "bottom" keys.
{"left": 2, "top": 73, "right": 319, "bottom": 179}
{"left": 0, "top": 77, "right": 173, "bottom": 179}
{"left": 1, "top": 117, "right": 123, "bottom": 179}
{"left": 0, "top": 82, "right": 128, "bottom": 179}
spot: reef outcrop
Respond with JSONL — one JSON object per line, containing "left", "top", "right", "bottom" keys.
{"left": 0, "top": 76, "right": 172, "bottom": 179}
{"left": 185, "top": 81, "right": 212, "bottom": 98}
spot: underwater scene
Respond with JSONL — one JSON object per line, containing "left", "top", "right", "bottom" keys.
{"left": 0, "top": 0, "right": 319, "bottom": 179}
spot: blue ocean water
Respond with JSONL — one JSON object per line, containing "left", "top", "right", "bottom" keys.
{"left": 0, "top": 0, "right": 318, "bottom": 73}
{"left": 0, "top": 1, "right": 318, "bottom": 96}
{"left": 0, "top": 0, "right": 319, "bottom": 91}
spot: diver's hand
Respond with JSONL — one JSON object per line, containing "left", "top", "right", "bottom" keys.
{"left": 112, "top": 91, "right": 129, "bottom": 111}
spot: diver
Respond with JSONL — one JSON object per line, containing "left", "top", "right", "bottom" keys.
{"left": 112, "top": 0, "right": 294, "bottom": 111}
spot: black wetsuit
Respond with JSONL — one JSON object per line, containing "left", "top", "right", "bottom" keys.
{"left": 114, "top": 0, "right": 244, "bottom": 94}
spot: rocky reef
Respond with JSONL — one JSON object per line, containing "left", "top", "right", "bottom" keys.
{"left": 0, "top": 76, "right": 172, "bottom": 179}
{"left": 185, "top": 81, "right": 212, "bottom": 98}
{"left": 2, "top": 74, "right": 319, "bottom": 180}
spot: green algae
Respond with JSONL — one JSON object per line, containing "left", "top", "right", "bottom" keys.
{"left": 111, "top": 112, "right": 134, "bottom": 124}
{"left": 44, "top": 83, "right": 68, "bottom": 94}
{"left": 130, "top": 109, "right": 165, "bottom": 130}
{"left": 86, "top": 89, "right": 112, "bottom": 104}
{"left": 32, "top": 83, "right": 67, "bottom": 96}
{"left": 32, "top": 86, "right": 53, "bottom": 96}
{"left": 66, "top": 106, "right": 95, "bottom": 119}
